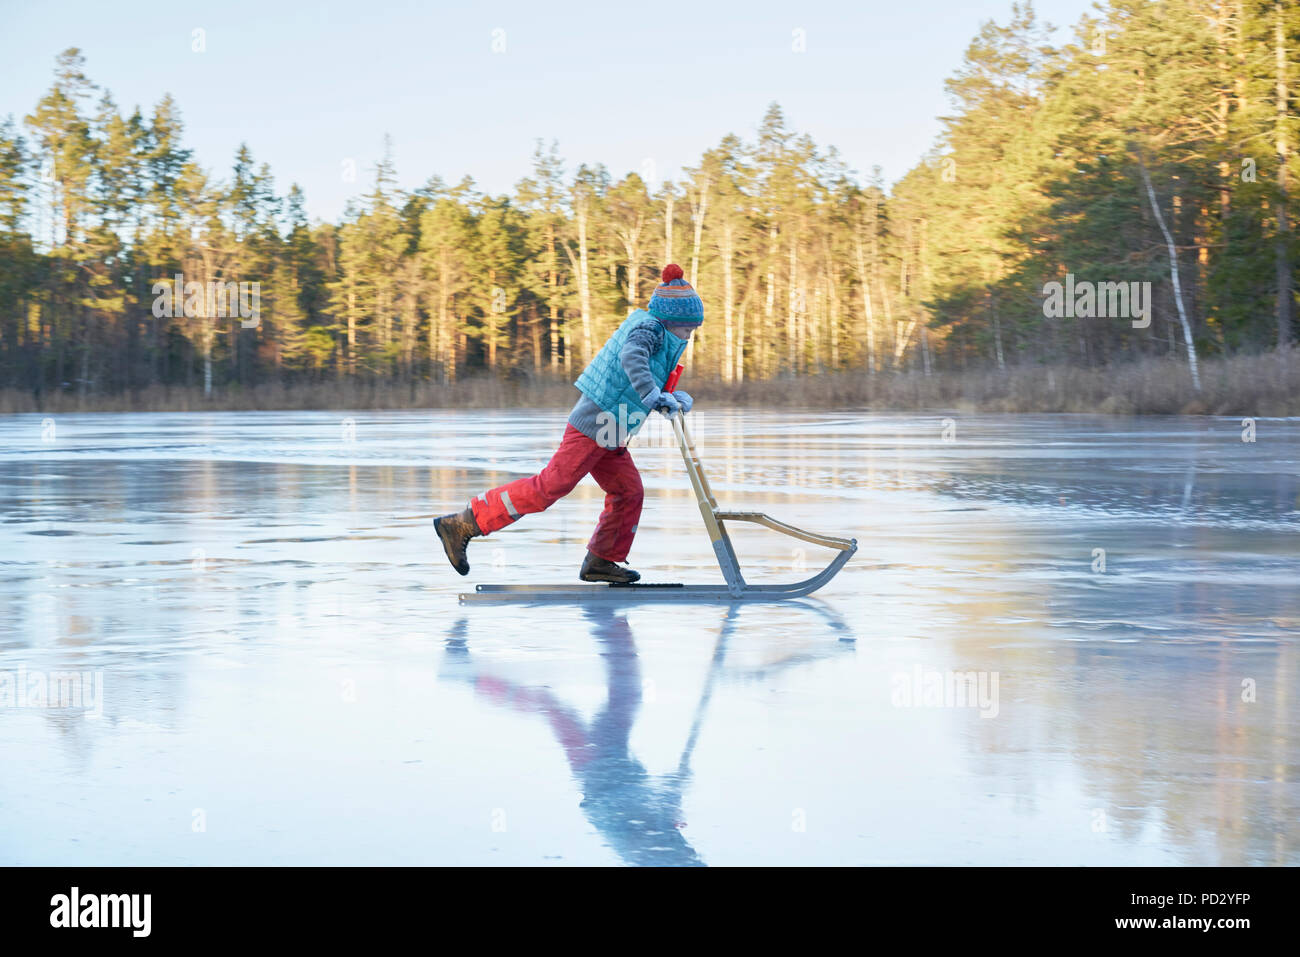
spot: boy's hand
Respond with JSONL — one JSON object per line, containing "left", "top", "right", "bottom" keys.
{"left": 652, "top": 391, "right": 681, "bottom": 417}
{"left": 672, "top": 390, "right": 694, "bottom": 414}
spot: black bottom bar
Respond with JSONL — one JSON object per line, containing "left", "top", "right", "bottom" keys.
{"left": 0, "top": 866, "right": 1285, "bottom": 944}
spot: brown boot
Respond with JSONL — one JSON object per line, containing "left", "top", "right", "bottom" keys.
{"left": 434, "top": 506, "right": 481, "bottom": 576}
{"left": 579, "top": 550, "right": 641, "bottom": 584}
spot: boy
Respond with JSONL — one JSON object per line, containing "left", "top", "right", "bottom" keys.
{"left": 434, "top": 264, "right": 701, "bottom": 583}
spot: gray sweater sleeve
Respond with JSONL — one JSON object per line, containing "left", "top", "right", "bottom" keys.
{"left": 620, "top": 320, "right": 666, "bottom": 408}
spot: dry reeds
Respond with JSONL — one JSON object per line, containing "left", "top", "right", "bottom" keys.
{"left": 2, "top": 349, "right": 1295, "bottom": 416}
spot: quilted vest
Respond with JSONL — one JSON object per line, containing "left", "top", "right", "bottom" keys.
{"left": 574, "top": 310, "right": 688, "bottom": 438}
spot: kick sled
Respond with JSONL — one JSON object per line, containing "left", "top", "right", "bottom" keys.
{"left": 459, "top": 403, "right": 857, "bottom": 604}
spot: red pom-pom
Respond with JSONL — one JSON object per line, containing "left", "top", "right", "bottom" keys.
{"left": 662, "top": 263, "right": 684, "bottom": 283}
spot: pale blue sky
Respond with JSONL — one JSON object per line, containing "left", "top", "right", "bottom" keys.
{"left": 2, "top": 0, "right": 1097, "bottom": 221}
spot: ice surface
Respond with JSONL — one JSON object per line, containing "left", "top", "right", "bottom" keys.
{"left": 0, "top": 409, "right": 1296, "bottom": 865}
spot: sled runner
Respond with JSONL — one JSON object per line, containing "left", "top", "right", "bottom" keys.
{"left": 459, "top": 410, "right": 857, "bottom": 604}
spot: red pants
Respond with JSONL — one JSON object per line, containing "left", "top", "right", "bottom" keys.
{"left": 470, "top": 425, "right": 644, "bottom": 562}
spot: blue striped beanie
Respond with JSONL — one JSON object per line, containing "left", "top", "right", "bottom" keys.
{"left": 647, "top": 264, "right": 704, "bottom": 324}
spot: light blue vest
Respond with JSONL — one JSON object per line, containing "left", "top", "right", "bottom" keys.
{"left": 574, "top": 310, "right": 688, "bottom": 437}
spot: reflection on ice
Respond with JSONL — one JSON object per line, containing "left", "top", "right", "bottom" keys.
{"left": 439, "top": 603, "right": 852, "bottom": 867}
{"left": 0, "top": 410, "right": 1296, "bottom": 864}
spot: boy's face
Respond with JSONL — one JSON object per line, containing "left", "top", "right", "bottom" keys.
{"left": 665, "top": 323, "right": 697, "bottom": 341}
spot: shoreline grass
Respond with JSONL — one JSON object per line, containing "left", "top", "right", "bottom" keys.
{"left": 2, "top": 349, "right": 1296, "bottom": 416}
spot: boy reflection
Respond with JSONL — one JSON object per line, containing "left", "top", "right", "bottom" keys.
{"left": 442, "top": 603, "right": 850, "bottom": 866}
{"left": 445, "top": 607, "right": 703, "bottom": 865}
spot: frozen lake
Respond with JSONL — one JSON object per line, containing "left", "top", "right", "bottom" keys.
{"left": 0, "top": 408, "right": 1296, "bottom": 865}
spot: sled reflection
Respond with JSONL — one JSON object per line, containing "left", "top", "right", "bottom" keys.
{"left": 441, "top": 601, "right": 852, "bottom": 866}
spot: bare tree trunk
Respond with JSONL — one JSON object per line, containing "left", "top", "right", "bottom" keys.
{"left": 563, "top": 200, "right": 594, "bottom": 363}
{"left": 379, "top": 285, "right": 392, "bottom": 362}
{"left": 547, "top": 225, "right": 559, "bottom": 372}
{"left": 434, "top": 280, "right": 444, "bottom": 377}
{"left": 626, "top": 249, "right": 639, "bottom": 306}
{"left": 402, "top": 262, "right": 417, "bottom": 376}
{"left": 486, "top": 267, "right": 498, "bottom": 371}
{"left": 663, "top": 190, "right": 674, "bottom": 265}
{"left": 721, "top": 221, "right": 734, "bottom": 383}
{"left": 78, "top": 320, "right": 90, "bottom": 399}
{"left": 1215, "top": 9, "right": 1233, "bottom": 261}
{"left": 1137, "top": 152, "right": 1202, "bottom": 391}
{"left": 736, "top": 308, "right": 745, "bottom": 384}
{"left": 893, "top": 221, "right": 915, "bottom": 369}
{"left": 193, "top": 248, "right": 219, "bottom": 396}
{"left": 854, "top": 233, "right": 876, "bottom": 373}
{"left": 811, "top": 282, "right": 821, "bottom": 372}
{"left": 1275, "top": 0, "right": 1293, "bottom": 347}
{"left": 346, "top": 288, "right": 356, "bottom": 377}
{"left": 203, "top": 323, "right": 213, "bottom": 396}
{"left": 992, "top": 308, "right": 1005, "bottom": 370}
{"left": 787, "top": 240, "right": 798, "bottom": 372}
{"left": 548, "top": 303, "right": 559, "bottom": 372}
{"left": 872, "top": 202, "right": 892, "bottom": 372}
{"left": 828, "top": 259, "right": 840, "bottom": 371}
{"left": 918, "top": 222, "right": 932, "bottom": 377}
{"left": 878, "top": 266, "right": 895, "bottom": 369}
{"left": 764, "top": 226, "right": 777, "bottom": 378}
{"left": 689, "top": 176, "right": 710, "bottom": 286}
{"left": 438, "top": 256, "right": 452, "bottom": 384}
{"left": 530, "top": 304, "right": 541, "bottom": 373}
{"left": 577, "top": 228, "right": 592, "bottom": 365}
{"left": 620, "top": 214, "right": 644, "bottom": 307}
{"left": 989, "top": 287, "right": 1005, "bottom": 370}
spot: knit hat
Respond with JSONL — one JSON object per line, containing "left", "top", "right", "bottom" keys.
{"left": 647, "top": 264, "right": 704, "bottom": 324}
